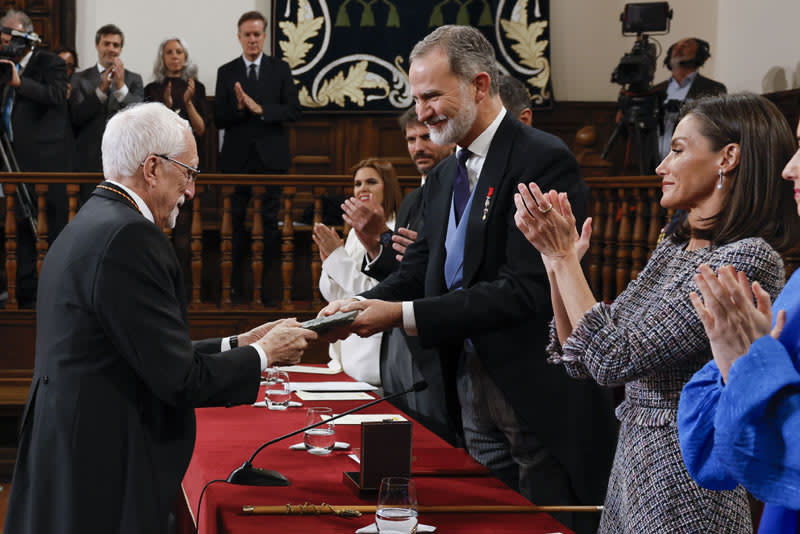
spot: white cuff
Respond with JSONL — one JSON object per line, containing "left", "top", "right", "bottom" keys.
{"left": 221, "top": 336, "right": 232, "bottom": 351}
{"left": 112, "top": 84, "right": 129, "bottom": 102}
{"left": 402, "top": 301, "right": 417, "bottom": 336}
{"left": 95, "top": 87, "right": 108, "bottom": 102}
{"left": 223, "top": 336, "right": 268, "bottom": 371}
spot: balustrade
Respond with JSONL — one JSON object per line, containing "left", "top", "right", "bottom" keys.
{"left": 2, "top": 173, "right": 798, "bottom": 311}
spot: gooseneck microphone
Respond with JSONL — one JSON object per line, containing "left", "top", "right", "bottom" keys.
{"left": 227, "top": 380, "right": 428, "bottom": 486}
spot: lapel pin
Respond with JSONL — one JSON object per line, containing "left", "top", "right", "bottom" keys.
{"left": 481, "top": 187, "right": 495, "bottom": 221}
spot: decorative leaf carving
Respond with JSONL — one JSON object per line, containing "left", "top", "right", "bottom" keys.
{"left": 278, "top": 0, "right": 324, "bottom": 68}
{"left": 500, "top": 0, "right": 551, "bottom": 91}
{"left": 298, "top": 60, "right": 390, "bottom": 108}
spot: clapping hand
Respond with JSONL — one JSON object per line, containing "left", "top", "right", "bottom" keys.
{"left": 183, "top": 78, "right": 196, "bottom": 105}
{"left": 163, "top": 80, "right": 173, "bottom": 108}
{"left": 690, "top": 264, "right": 784, "bottom": 381}
{"left": 234, "top": 82, "right": 263, "bottom": 115}
{"left": 341, "top": 195, "right": 389, "bottom": 258}
{"left": 514, "top": 182, "right": 592, "bottom": 262}
{"left": 392, "top": 228, "right": 418, "bottom": 262}
{"left": 312, "top": 223, "right": 344, "bottom": 262}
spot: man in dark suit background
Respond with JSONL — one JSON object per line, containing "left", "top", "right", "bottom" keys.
{"left": 0, "top": 9, "right": 73, "bottom": 306}
{"left": 654, "top": 37, "right": 726, "bottom": 161}
{"left": 323, "top": 25, "right": 616, "bottom": 533}
{"left": 4, "top": 102, "right": 317, "bottom": 533}
{"left": 215, "top": 10, "right": 302, "bottom": 304}
{"left": 70, "top": 23, "right": 143, "bottom": 173}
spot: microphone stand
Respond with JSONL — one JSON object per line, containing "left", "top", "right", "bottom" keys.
{"left": 227, "top": 381, "right": 427, "bottom": 487}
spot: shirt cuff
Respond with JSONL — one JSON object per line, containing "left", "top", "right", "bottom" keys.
{"left": 112, "top": 84, "right": 129, "bottom": 102}
{"left": 223, "top": 336, "right": 268, "bottom": 371}
{"left": 95, "top": 87, "right": 108, "bottom": 102}
{"left": 402, "top": 301, "right": 417, "bottom": 336}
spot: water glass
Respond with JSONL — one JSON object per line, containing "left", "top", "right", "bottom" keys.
{"left": 262, "top": 366, "right": 278, "bottom": 384}
{"left": 303, "top": 407, "right": 335, "bottom": 455}
{"left": 264, "top": 370, "right": 291, "bottom": 410}
{"left": 376, "top": 477, "right": 418, "bottom": 533}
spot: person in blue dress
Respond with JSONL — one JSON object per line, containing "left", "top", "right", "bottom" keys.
{"left": 679, "top": 116, "right": 800, "bottom": 533}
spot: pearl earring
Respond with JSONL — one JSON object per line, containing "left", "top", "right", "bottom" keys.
{"left": 717, "top": 169, "right": 724, "bottom": 190}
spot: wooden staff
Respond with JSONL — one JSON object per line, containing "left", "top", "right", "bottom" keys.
{"left": 241, "top": 503, "right": 603, "bottom": 516}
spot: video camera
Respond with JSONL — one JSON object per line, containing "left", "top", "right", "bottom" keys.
{"left": 610, "top": 2, "right": 672, "bottom": 94}
{"left": 0, "top": 27, "right": 40, "bottom": 84}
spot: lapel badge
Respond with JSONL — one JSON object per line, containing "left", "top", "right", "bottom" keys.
{"left": 481, "top": 187, "right": 495, "bottom": 221}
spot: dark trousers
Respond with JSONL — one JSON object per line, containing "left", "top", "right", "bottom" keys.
{"left": 227, "top": 148, "right": 283, "bottom": 304}
{"left": 456, "top": 347, "right": 597, "bottom": 533}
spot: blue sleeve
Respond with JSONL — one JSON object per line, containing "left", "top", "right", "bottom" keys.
{"left": 678, "top": 359, "right": 739, "bottom": 490}
{"left": 714, "top": 334, "right": 800, "bottom": 509}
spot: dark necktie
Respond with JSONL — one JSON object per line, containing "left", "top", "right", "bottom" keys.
{"left": 453, "top": 148, "right": 472, "bottom": 224}
{"left": 248, "top": 64, "right": 257, "bottom": 82}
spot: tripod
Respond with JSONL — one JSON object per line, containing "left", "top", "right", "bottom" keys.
{"left": 602, "top": 90, "right": 662, "bottom": 175}
{"left": 0, "top": 131, "right": 37, "bottom": 238}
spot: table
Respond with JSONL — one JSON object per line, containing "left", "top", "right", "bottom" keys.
{"left": 180, "top": 369, "right": 573, "bottom": 534}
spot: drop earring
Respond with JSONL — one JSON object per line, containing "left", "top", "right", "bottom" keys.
{"left": 717, "top": 169, "right": 724, "bottom": 190}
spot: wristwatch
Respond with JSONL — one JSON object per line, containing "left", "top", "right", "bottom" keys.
{"left": 379, "top": 230, "right": 394, "bottom": 248}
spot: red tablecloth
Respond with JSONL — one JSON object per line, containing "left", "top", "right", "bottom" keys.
{"left": 181, "top": 369, "right": 573, "bottom": 534}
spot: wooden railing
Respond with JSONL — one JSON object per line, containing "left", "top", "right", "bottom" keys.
{"left": 0, "top": 173, "right": 423, "bottom": 311}
{"left": 3, "top": 173, "right": 798, "bottom": 310}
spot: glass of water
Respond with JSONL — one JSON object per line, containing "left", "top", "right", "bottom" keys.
{"left": 376, "top": 477, "right": 418, "bottom": 533}
{"left": 303, "top": 407, "right": 335, "bottom": 455}
{"left": 262, "top": 366, "right": 278, "bottom": 384}
{"left": 264, "top": 370, "right": 291, "bottom": 410}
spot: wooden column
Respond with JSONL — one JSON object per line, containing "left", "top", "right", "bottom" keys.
{"left": 588, "top": 191, "right": 604, "bottom": 300}
{"left": 281, "top": 186, "right": 296, "bottom": 309}
{"left": 631, "top": 188, "right": 647, "bottom": 280}
{"left": 34, "top": 185, "right": 49, "bottom": 276}
{"left": 601, "top": 189, "right": 616, "bottom": 302}
{"left": 67, "top": 184, "right": 80, "bottom": 221}
{"left": 311, "top": 186, "right": 325, "bottom": 308}
{"left": 5, "top": 185, "right": 17, "bottom": 309}
{"left": 251, "top": 185, "right": 265, "bottom": 308}
{"left": 615, "top": 188, "right": 632, "bottom": 292}
{"left": 220, "top": 186, "right": 234, "bottom": 309}
{"left": 190, "top": 185, "right": 203, "bottom": 307}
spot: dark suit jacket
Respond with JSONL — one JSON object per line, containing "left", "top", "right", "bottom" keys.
{"left": 654, "top": 73, "right": 727, "bottom": 103}
{"left": 7, "top": 48, "right": 74, "bottom": 171}
{"left": 214, "top": 54, "right": 301, "bottom": 172}
{"left": 5, "top": 183, "right": 261, "bottom": 534}
{"left": 366, "top": 185, "right": 424, "bottom": 282}
{"left": 361, "top": 113, "right": 617, "bottom": 505}
{"left": 70, "top": 65, "right": 144, "bottom": 171}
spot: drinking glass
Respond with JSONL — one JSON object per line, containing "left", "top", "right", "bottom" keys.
{"left": 262, "top": 366, "right": 278, "bottom": 384}
{"left": 303, "top": 407, "right": 335, "bottom": 455}
{"left": 264, "top": 370, "right": 291, "bottom": 410}
{"left": 376, "top": 477, "right": 418, "bottom": 533}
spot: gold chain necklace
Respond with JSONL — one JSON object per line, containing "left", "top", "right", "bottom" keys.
{"left": 96, "top": 184, "right": 142, "bottom": 214}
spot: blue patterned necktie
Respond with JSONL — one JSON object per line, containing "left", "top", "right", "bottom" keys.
{"left": 453, "top": 148, "right": 472, "bottom": 224}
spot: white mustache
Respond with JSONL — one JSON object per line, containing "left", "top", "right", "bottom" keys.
{"left": 425, "top": 115, "right": 447, "bottom": 127}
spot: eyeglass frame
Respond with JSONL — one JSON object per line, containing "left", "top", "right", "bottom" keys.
{"left": 153, "top": 153, "right": 200, "bottom": 184}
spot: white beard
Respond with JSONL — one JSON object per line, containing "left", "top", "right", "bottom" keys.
{"left": 168, "top": 198, "right": 184, "bottom": 229}
{"left": 428, "top": 85, "right": 478, "bottom": 146}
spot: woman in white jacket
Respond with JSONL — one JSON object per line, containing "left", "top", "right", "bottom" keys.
{"left": 313, "top": 159, "right": 402, "bottom": 385}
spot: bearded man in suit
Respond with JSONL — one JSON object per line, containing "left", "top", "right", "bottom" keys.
{"left": 323, "top": 25, "right": 617, "bottom": 533}
{"left": 70, "top": 24, "right": 143, "bottom": 173}
{"left": 4, "top": 102, "right": 317, "bottom": 533}
{"left": 215, "top": 10, "right": 302, "bottom": 304}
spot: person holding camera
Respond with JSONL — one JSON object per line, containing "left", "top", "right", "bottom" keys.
{"left": 0, "top": 8, "right": 73, "bottom": 307}
{"left": 655, "top": 37, "right": 726, "bottom": 161}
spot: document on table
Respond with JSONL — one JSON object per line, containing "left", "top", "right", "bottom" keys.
{"left": 289, "top": 381, "right": 378, "bottom": 392}
{"left": 295, "top": 391, "right": 375, "bottom": 401}
{"left": 277, "top": 365, "right": 341, "bottom": 375}
{"left": 321, "top": 414, "right": 407, "bottom": 425}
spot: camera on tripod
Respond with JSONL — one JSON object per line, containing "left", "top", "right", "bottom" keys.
{"left": 0, "top": 27, "right": 40, "bottom": 84}
{"left": 603, "top": 2, "right": 673, "bottom": 174}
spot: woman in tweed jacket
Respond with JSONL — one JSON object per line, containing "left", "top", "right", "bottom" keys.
{"left": 513, "top": 93, "right": 800, "bottom": 533}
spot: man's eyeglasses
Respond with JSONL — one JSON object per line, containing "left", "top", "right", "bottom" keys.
{"left": 156, "top": 154, "right": 200, "bottom": 183}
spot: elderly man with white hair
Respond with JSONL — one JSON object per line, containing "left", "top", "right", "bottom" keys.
{"left": 5, "top": 102, "right": 317, "bottom": 534}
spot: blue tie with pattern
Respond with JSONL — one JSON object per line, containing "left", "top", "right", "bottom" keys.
{"left": 453, "top": 148, "right": 472, "bottom": 224}
{"left": 2, "top": 64, "right": 20, "bottom": 141}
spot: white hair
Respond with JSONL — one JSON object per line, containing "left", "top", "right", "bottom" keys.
{"left": 1, "top": 9, "right": 34, "bottom": 33}
{"left": 102, "top": 102, "right": 191, "bottom": 180}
